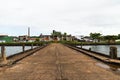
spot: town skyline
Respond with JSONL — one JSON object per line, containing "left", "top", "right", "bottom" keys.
{"left": 1, "top": 27, "right": 120, "bottom": 37}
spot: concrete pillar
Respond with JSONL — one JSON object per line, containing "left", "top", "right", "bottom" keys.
{"left": 110, "top": 46, "right": 117, "bottom": 59}
{"left": 81, "top": 42, "right": 82, "bottom": 48}
{"left": 31, "top": 44, "right": 33, "bottom": 49}
{"left": 36, "top": 44, "right": 39, "bottom": 47}
{"left": 1, "top": 46, "right": 7, "bottom": 63}
{"left": 89, "top": 48, "right": 91, "bottom": 51}
{"left": 81, "top": 44, "right": 82, "bottom": 48}
{"left": 22, "top": 44, "right": 25, "bottom": 52}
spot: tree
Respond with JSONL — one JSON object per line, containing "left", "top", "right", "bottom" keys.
{"left": 90, "top": 33, "right": 101, "bottom": 43}
{"left": 118, "top": 34, "right": 120, "bottom": 39}
{"left": 35, "top": 38, "right": 40, "bottom": 42}
{"left": 51, "top": 30, "right": 62, "bottom": 40}
{"left": 63, "top": 32, "right": 67, "bottom": 40}
{"left": 104, "top": 35, "right": 118, "bottom": 43}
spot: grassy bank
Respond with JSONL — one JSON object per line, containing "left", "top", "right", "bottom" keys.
{"left": 0, "top": 41, "right": 51, "bottom": 46}
{"left": 60, "top": 41, "right": 120, "bottom": 45}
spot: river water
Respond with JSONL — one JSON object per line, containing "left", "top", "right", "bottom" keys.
{"left": 77, "top": 45, "right": 120, "bottom": 57}
{"left": 0, "top": 46, "right": 37, "bottom": 57}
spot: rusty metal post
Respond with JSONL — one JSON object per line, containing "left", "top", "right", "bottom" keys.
{"left": 22, "top": 44, "right": 25, "bottom": 52}
{"left": 110, "top": 46, "right": 117, "bottom": 59}
{"left": 1, "top": 46, "right": 7, "bottom": 63}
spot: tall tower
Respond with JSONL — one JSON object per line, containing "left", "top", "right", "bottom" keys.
{"left": 28, "top": 27, "right": 30, "bottom": 37}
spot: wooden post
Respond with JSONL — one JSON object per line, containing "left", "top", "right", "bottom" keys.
{"left": 22, "top": 44, "right": 25, "bottom": 52}
{"left": 110, "top": 46, "right": 117, "bottom": 59}
{"left": 1, "top": 46, "right": 7, "bottom": 64}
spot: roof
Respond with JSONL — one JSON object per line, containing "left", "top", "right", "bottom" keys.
{"left": 19, "top": 35, "right": 28, "bottom": 37}
{"left": 0, "top": 34, "right": 8, "bottom": 37}
{"left": 40, "top": 35, "right": 52, "bottom": 37}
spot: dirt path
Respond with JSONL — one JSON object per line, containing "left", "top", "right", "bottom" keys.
{"left": 0, "top": 43, "right": 120, "bottom": 80}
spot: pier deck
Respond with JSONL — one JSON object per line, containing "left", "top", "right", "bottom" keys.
{"left": 0, "top": 43, "right": 120, "bottom": 80}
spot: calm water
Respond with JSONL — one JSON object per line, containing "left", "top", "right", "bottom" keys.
{"left": 0, "top": 46, "right": 37, "bottom": 57}
{"left": 77, "top": 45, "right": 120, "bottom": 57}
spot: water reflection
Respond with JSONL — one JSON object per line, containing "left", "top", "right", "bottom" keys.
{"left": 0, "top": 46, "right": 37, "bottom": 57}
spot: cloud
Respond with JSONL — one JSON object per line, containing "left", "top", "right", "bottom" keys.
{"left": 0, "top": 0, "right": 120, "bottom": 36}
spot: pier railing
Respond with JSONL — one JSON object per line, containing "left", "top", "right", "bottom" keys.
{"left": 0, "top": 42, "right": 49, "bottom": 65}
{"left": 64, "top": 44, "right": 120, "bottom": 65}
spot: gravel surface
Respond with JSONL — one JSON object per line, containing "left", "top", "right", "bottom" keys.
{"left": 0, "top": 43, "right": 120, "bottom": 80}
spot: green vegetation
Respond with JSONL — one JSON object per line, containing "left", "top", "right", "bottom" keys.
{"left": 0, "top": 36, "right": 14, "bottom": 42}
{"left": 60, "top": 40, "right": 120, "bottom": 45}
{"left": 51, "top": 30, "right": 62, "bottom": 37}
{"left": 51, "top": 30, "right": 69, "bottom": 41}
{"left": 89, "top": 32, "right": 120, "bottom": 44}
{"left": 103, "top": 35, "right": 118, "bottom": 43}
{"left": 0, "top": 42, "right": 50, "bottom": 46}
{"left": 35, "top": 38, "right": 40, "bottom": 42}
{"left": 90, "top": 33, "right": 101, "bottom": 43}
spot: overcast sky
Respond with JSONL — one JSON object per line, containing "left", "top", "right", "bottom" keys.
{"left": 0, "top": 0, "right": 120, "bottom": 36}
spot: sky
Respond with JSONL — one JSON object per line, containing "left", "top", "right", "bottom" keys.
{"left": 0, "top": 0, "right": 120, "bottom": 36}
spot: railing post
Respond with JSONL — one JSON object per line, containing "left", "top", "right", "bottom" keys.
{"left": 110, "top": 46, "right": 117, "bottom": 59}
{"left": 36, "top": 44, "right": 38, "bottom": 47}
{"left": 89, "top": 48, "right": 91, "bottom": 51}
{"left": 22, "top": 44, "right": 25, "bottom": 52}
{"left": 81, "top": 42, "right": 82, "bottom": 48}
{"left": 1, "top": 46, "right": 7, "bottom": 64}
{"left": 31, "top": 44, "right": 33, "bottom": 49}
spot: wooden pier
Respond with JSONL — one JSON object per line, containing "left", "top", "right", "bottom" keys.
{"left": 0, "top": 43, "right": 120, "bottom": 80}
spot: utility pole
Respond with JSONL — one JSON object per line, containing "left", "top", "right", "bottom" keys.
{"left": 28, "top": 27, "right": 30, "bottom": 37}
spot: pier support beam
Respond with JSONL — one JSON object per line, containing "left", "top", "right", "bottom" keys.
{"left": 110, "top": 46, "right": 117, "bottom": 59}
{"left": 1, "top": 46, "right": 7, "bottom": 64}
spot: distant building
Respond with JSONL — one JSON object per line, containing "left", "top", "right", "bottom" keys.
{"left": 83, "top": 36, "right": 93, "bottom": 42}
{"left": 74, "top": 35, "right": 93, "bottom": 42}
{"left": 66, "top": 35, "right": 73, "bottom": 41}
{"left": 74, "top": 35, "right": 85, "bottom": 42}
{"left": 0, "top": 35, "right": 15, "bottom": 43}
{"left": 40, "top": 35, "right": 53, "bottom": 41}
{"left": 19, "top": 35, "right": 28, "bottom": 42}
{"left": 28, "top": 36, "right": 39, "bottom": 42}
